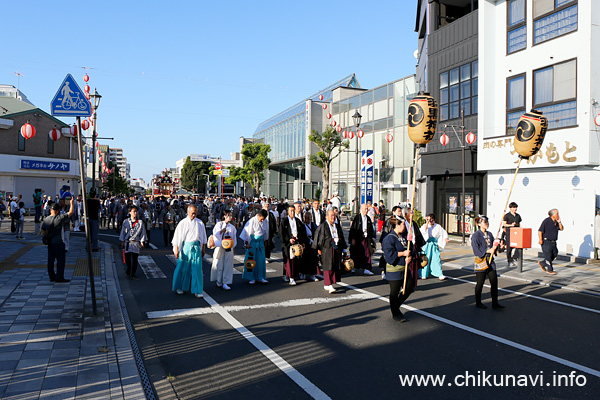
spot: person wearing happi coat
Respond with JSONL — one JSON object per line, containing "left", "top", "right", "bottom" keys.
{"left": 300, "top": 212, "right": 320, "bottom": 282}
{"left": 210, "top": 210, "right": 237, "bottom": 291}
{"left": 419, "top": 213, "right": 449, "bottom": 281}
{"left": 312, "top": 210, "right": 347, "bottom": 293}
{"left": 240, "top": 209, "right": 269, "bottom": 284}
{"left": 349, "top": 203, "right": 376, "bottom": 276}
{"left": 119, "top": 205, "right": 148, "bottom": 279}
{"left": 280, "top": 204, "right": 308, "bottom": 286}
{"left": 172, "top": 204, "right": 207, "bottom": 298}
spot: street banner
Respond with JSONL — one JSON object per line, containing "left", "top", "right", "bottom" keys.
{"left": 361, "top": 150, "right": 374, "bottom": 204}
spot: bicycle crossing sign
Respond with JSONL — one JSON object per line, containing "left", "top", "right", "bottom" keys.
{"left": 50, "top": 74, "right": 92, "bottom": 117}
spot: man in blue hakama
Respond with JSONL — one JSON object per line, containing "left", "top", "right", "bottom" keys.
{"left": 172, "top": 204, "right": 207, "bottom": 298}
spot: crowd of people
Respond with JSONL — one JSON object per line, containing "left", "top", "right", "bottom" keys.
{"left": 0, "top": 186, "right": 568, "bottom": 322}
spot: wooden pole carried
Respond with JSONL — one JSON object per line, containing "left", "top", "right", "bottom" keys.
{"left": 402, "top": 146, "right": 420, "bottom": 295}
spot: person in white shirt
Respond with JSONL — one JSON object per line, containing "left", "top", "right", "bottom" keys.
{"left": 419, "top": 213, "right": 449, "bottom": 280}
{"left": 210, "top": 210, "right": 237, "bottom": 290}
{"left": 240, "top": 209, "right": 269, "bottom": 284}
{"left": 172, "top": 204, "right": 207, "bottom": 298}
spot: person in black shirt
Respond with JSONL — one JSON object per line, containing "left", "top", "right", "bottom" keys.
{"left": 502, "top": 202, "right": 522, "bottom": 267}
{"left": 538, "top": 209, "right": 563, "bottom": 275}
{"left": 41, "top": 198, "right": 75, "bottom": 282}
{"left": 87, "top": 190, "right": 101, "bottom": 252}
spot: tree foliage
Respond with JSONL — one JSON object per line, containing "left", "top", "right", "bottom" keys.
{"left": 225, "top": 165, "right": 251, "bottom": 186}
{"left": 102, "top": 162, "right": 131, "bottom": 196}
{"left": 180, "top": 157, "right": 211, "bottom": 193}
{"left": 308, "top": 126, "right": 349, "bottom": 202}
{"left": 241, "top": 143, "right": 271, "bottom": 195}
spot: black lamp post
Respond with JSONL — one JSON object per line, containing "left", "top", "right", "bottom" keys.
{"left": 89, "top": 88, "right": 102, "bottom": 193}
{"left": 352, "top": 109, "right": 362, "bottom": 214}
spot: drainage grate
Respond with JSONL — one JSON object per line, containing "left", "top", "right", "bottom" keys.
{"left": 73, "top": 257, "right": 101, "bottom": 276}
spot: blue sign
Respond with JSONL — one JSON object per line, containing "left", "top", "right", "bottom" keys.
{"left": 21, "top": 159, "right": 70, "bottom": 171}
{"left": 360, "top": 150, "right": 374, "bottom": 204}
{"left": 50, "top": 74, "right": 92, "bottom": 117}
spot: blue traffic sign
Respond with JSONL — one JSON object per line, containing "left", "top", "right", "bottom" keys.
{"left": 50, "top": 74, "right": 92, "bottom": 117}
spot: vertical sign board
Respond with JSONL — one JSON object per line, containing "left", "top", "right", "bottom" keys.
{"left": 361, "top": 150, "right": 374, "bottom": 204}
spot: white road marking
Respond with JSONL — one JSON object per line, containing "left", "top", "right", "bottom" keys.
{"left": 149, "top": 243, "right": 158, "bottom": 249}
{"left": 445, "top": 275, "right": 600, "bottom": 315}
{"left": 137, "top": 255, "right": 167, "bottom": 279}
{"left": 336, "top": 281, "right": 600, "bottom": 379}
{"left": 146, "top": 293, "right": 376, "bottom": 319}
{"left": 163, "top": 255, "right": 330, "bottom": 399}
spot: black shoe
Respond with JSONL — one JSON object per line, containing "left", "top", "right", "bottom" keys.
{"left": 92, "top": 249, "right": 99, "bottom": 252}
{"left": 475, "top": 303, "right": 487, "bottom": 309}
{"left": 392, "top": 313, "right": 407, "bottom": 322}
{"left": 492, "top": 303, "right": 505, "bottom": 310}
{"left": 49, "top": 278, "right": 56, "bottom": 282}
{"left": 130, "top": 275, "right": 137, "bottom": 280}
{"left": 55, "top": 278, "right": 70, "bottom": 283}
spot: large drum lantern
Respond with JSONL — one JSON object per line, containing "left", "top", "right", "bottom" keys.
{"left": 407, "top": 92, "right": 438, "bottom": 145}
{"left": 513, "top": 109, "right": 548, "bottom": 159}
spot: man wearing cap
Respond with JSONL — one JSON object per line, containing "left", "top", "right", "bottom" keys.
{"left": 41, "top": 198, "right": 75, "bottom": 283}
{"left": 349, "top": 203, "right": 376, "bottom": 276}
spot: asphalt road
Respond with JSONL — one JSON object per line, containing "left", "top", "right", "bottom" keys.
{"left": 81, "top": 225, "right": 600, "bottom": 400}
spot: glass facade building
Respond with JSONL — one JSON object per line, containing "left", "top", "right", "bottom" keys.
{"left": 330, "top": 75, "right": 418, "bottom": 207}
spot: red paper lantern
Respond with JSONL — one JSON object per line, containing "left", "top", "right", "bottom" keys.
{"left": 348, "top": 130, "right": 354, "bottom": 139}
{"left": 85, "top": 92, "right": 90, "bottom": 100}
{"left": 81, "top": 119, "right": 90, "bottom": 130}
{"left": 331, "top": 120, "right": 337, "bottom": 127}
{"left": 322, "top": 104, "right": 327, "bottom": 110}
{"left": 595, "top": 114, "right": 600, "bottom": 126}
{"left": 70, "top": 124, "right": 78, "bottom": 136}
{"left": 326, "top": 113, "right": 332, "bottom": 119}
{"left": 84, "top": 85, "right": 90, "bottom": 93}
{"left": 466, "top": 131, "right": 476, "bottom": 145}
{"left": 386, "top": 133, "right": 393, "bottom": 143}
{"left": 357, "top": 129, "right": 364, "bottom": 138}
{"left": 83, "top": 74, "right": 90, "bottom": 82}
{"left": 336, "top": 125, "right": 342, "bottom": 133}
{"left": 20, "top": 122, "right": 36, "bottom": 139}
{"left": 318, "top": 94, "right": 323, "bottom": 101}
{"left": 343, "top": 130, "right": 348, "bottom": 138}
{"left": 439, "top": 133, "right": 449, "bottom": 146}
{"left": 49, "top": 128, "right": 61, "bottom": 141}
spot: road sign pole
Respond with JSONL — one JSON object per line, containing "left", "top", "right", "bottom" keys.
{"left": 75, "top": 116, "right": 97, "bottom": 315}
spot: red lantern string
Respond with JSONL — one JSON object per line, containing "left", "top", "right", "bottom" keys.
{"left": 49, "top": 128, "right": 61, "bottom": 141}
{"left": 20, "top": 122, "right": 36, "bottom": 139}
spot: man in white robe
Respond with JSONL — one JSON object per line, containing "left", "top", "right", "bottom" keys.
{"left": 210, "top": 210, "right": 237, "bottom": 290}
{"left": 419, "top": 213, "right": 449, "bottom": 280}
{"left": 172, "top": 205, "right": 207, "bottom": 297}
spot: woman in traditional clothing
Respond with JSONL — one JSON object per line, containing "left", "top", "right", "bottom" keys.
{"left": 312, "top": 210, "right": 347, "bottom": 293}
{"left": 419, "top": 213, "right": 449, "bottom": 280}
{"left": 471, "top": 215, "right": 504, "bottom": 310}
{"left": 240, "top": 209, "right": 269, "bottom": 284}
{"left": 119, "top": 205, "right": 148, "bottom": 279}
{"left": 382, "top": 216, "right": 413, "bottom": 322}
{"left": 349, "top": 204, "right": 375, "bottom": 276}
{"left": 300, "top": 212, "right": 320, "bottom": 282}
{"left": 172, "top": 204, "right": 207, "bottom": 298}
{"left": 210, "top": 210, "right": 237, "bottom": 290}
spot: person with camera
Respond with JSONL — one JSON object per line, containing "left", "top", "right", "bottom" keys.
{"left": 41, "top": 197, "right": 75, "bottom": 283}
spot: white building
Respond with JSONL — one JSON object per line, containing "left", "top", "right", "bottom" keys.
{"left": 108, "top": 148, "right": 129, "bottom": 180}
{"left": 479, "top": 0, "right": 599, "bottom": 258}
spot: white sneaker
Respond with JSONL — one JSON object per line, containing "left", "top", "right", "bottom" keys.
{"left": 324, "top": 285, "right": 332, "bottom": 291}
{"left": 289, "top": 279, "right": 297, "bottom": 286}
{"left": 282, "top": 276, "right": 290, "bottom": 282}
{"left": 222, "top": 284, "right": 231, "bottom": 291}
{"left": 265, "top": 259, "right": 270, "bottom": 264}
{"left": 176, "top": 289, "right": 184, "bottom": 295}
{"left": 328, "top": 286, "right": 337, "bottom": 294}
{"left": 195, "top": 293, "right": 204, "bottom": 298}
{"left": 439, "top": 275, "right": 447, "bottom": 281}
{"left": 249, "top": 280, "right": 256, "bottom": 285}
{"left": 363, "top": 269, "right": 374, "bottom": 276}
{"left": 216, "top": 282, "right": 223, "bottom": 287}
{"left": 309, "top": 275, "right": 319, "bottom": 282}
{"left": 382, "top": 272, "right": 387, "bottom": 280}
{"left": 259, "top": 279, "right": 269, "bottom": 284}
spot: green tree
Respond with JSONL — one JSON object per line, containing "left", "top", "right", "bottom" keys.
{"left": 224, "top": 165, "right": 251, "bottom": 186}
{"left": 241, "top": 143, "right": 271, "bottom": 196}
{"left": 180, "top": 157, "right": 211, "bottom": 193}
{"left": 102, "top": 163, "right": 131, "bottom": 196}
{"left": 309, "top": 126, "right": 349, "bottom": 202}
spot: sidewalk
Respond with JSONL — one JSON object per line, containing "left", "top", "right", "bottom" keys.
{"left": 0, "top": 217, "right": 147, "bottom": 399}
{"left": 440, "top": 239, "right": 600, "bottom": 296}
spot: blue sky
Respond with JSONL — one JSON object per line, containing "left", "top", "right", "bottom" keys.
{"left": 3, "top": 0, "right": 418, "bottom": 183}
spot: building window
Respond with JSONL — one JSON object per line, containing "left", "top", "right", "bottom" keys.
{"left": 533, "top": 59, "right": 577, "bottom": 130}
{"left": 533, "top": 0, "right": 577, "bottom": 45}
{"left": 47, "top": 135, "right": 54, "bottom": 154}
{"left": 439, "top": 61, "right": 478, "bottom": 121}
{"left": 507, "top": 0, "right": 526, "bottom": 53}
{"left": 18, "top": 133, "right": 25, "bottom": 151}
{"left": 506, "top": 74, "right": 526, "bottom": 135}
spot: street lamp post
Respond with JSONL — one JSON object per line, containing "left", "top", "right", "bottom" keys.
{"left": 89, "top": 88, "right": 102, "bottom": 193}
{"left": 352, "top": 109, "right": 362, "bottom": 215}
